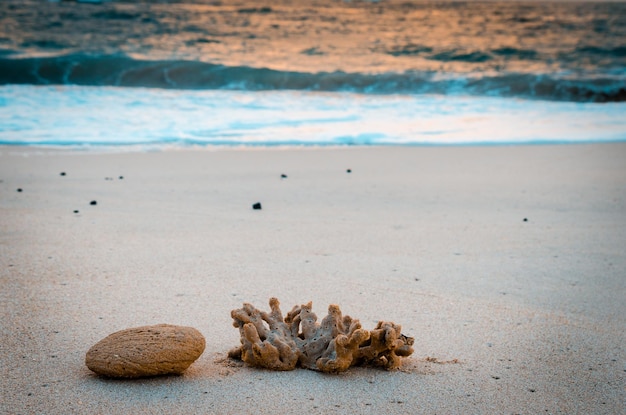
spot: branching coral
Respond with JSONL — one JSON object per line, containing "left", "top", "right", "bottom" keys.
{"left": 228, "top": 298, "right": 414, "bottom": 373}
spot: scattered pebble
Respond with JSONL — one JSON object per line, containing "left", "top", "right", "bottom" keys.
{"left": 90, "top": 200, "right": 97, "bottom": 206}
{"left": 252, "top": 202, "right": 262, "bottom": 210}
{"left": 73, "top": 210, "right": 79, "bottom": 214}
{"left": 17, "top": 188, "right": 23, "bottom": 192}
{"left": 60, "top": 172, "right": 66, "bottom": 176}
{"left": 119, "top": 176, "right": 124, "bottom": 180}
{"left": 523, "top": 218, "right": 528, "bottom": 222}
{"left": 346, "top": 169, "right": 352, "bottom": 173}
{"left": 280, "top": 174, "right": 287, "bottom": 179}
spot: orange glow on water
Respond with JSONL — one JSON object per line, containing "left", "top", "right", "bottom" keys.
{"left": 6, "top": 0, "right": 625, "bottom": 79}
{"left": 159, "top": 0, "right": 605, "bottom": 75}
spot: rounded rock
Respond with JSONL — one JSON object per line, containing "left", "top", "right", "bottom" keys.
{"left": 85, "top": 324, "right": 205, "bottom": 378}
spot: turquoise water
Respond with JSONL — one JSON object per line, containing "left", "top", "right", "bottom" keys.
{"left": 1, "top": 0, "right": 625, "bottom": 147}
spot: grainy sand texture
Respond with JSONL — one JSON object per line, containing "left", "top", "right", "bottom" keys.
{"left": 1, "top": 144, "right": 625, "bottom": 414}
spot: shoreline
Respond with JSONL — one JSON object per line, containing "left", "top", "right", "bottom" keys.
{"left": 1, "top": 143, "right": 625, "bottom": 414}
{"left": 2, "top": 139, "right": 626, "bottom": 154}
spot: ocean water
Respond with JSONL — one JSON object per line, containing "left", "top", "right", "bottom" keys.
{"left": 1, "top": 0, "right": 625, "bottom": 148}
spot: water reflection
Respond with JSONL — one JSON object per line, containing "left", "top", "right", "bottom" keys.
{"left": 3, "top": 0, "right": 625, "bottom": 75}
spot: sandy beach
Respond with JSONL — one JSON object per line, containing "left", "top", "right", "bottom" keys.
{"left": 1, "top": 143, "right": 624, "bottom": 414}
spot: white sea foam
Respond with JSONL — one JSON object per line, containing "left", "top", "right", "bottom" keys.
{"left": 1, "top": 85, "right": 625, "bottom": 149}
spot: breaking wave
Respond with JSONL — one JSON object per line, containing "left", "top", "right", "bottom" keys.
{"left": 0, "top": 53, "right": 625, "bottom": 103}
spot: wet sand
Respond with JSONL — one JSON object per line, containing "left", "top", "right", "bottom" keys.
{"left": 1, "top": 144, "right": 625, "bottom": 414}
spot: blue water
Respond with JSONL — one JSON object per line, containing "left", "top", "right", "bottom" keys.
{"left": 2, "top": 85, "right": 625, "bottom": 147}
{"left": 1, "top": 0, "right": 625, "bottom": 148}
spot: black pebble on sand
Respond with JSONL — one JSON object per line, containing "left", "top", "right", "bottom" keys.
{"left": 73, "top": 210, "right": 79, "bottom": 214}
{"left": 281, "top": 174, "right": 287, "bottom": 179}
{"left": 523, "top": 218, "right": 528, "bottom": 222}
{"left": 90, "top": 200, "right": 97, "bottom": 206}
{"left": 60, "top": 172, "right": 66, "bottom": 176}
{"left": 119, "top": 176, "right": 124, "bottom": 180}
{"left": 17, "top": 188, "right": 23, "bottom": 192}
{"left": 346, "top": 169, "right": 352, "bottom": 173}
{"left": 252, "top": 202, "right": 262, "bottom": 210}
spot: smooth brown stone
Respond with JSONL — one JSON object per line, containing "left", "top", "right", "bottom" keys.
{"left": 86, "top": 324, "right": 205, "bottom": 378}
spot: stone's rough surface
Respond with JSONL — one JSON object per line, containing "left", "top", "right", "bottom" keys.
{"left": 229, "top": 298, "right": 414, "bottom": 373}
{"left": 86, "top": 324, "right": 205, "bottom": 378}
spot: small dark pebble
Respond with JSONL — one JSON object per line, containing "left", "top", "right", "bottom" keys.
{"left": 73, "top": 210, "right": 79, "bottom": 214}
{"left": 280, "top": 174, "right": 287, "bottom": 179}
{"left": 90, "top": 200, "right": 97, "bottom": 206}
{"left": 17, "top": 188, "right": 23, "bottom": 192}
{"left": 119, "top": 176, "right": 124, "bottom": 180}
{"left": 346, "top": 169, "right": 352, "bottom": 173}
{"left": 252, "top": 202, "right": 262, "bottom": 210}
{"left": 529, "top": 389, "right": 536, "bottom": 393}
{"left": 491, "top": 376, "right": 500, "bottom": 380}
{"left": 60, "top": 172, "right": 66, "bottom": 176}
{"left": 105, "top": 177, "right": 113, "bottom": 181}
{"left": 523, "top": 218, "right": 528, "bottom": 222}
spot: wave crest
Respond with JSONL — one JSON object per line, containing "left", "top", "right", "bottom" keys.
{"left": 0, "top": 54, "right": 624, "bottom": 102}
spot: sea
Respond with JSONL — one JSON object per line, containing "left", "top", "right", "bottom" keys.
{"left": 1, "top": 0, "right": 625, "bottom": 149}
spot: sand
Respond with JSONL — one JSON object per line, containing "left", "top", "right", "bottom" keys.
{"left": 1, "top": 144, "right": 625, "bottom": 414}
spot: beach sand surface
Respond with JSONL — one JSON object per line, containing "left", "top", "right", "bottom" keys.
{"left": 1, "top": 144, "right": 625, "bottom": 414}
